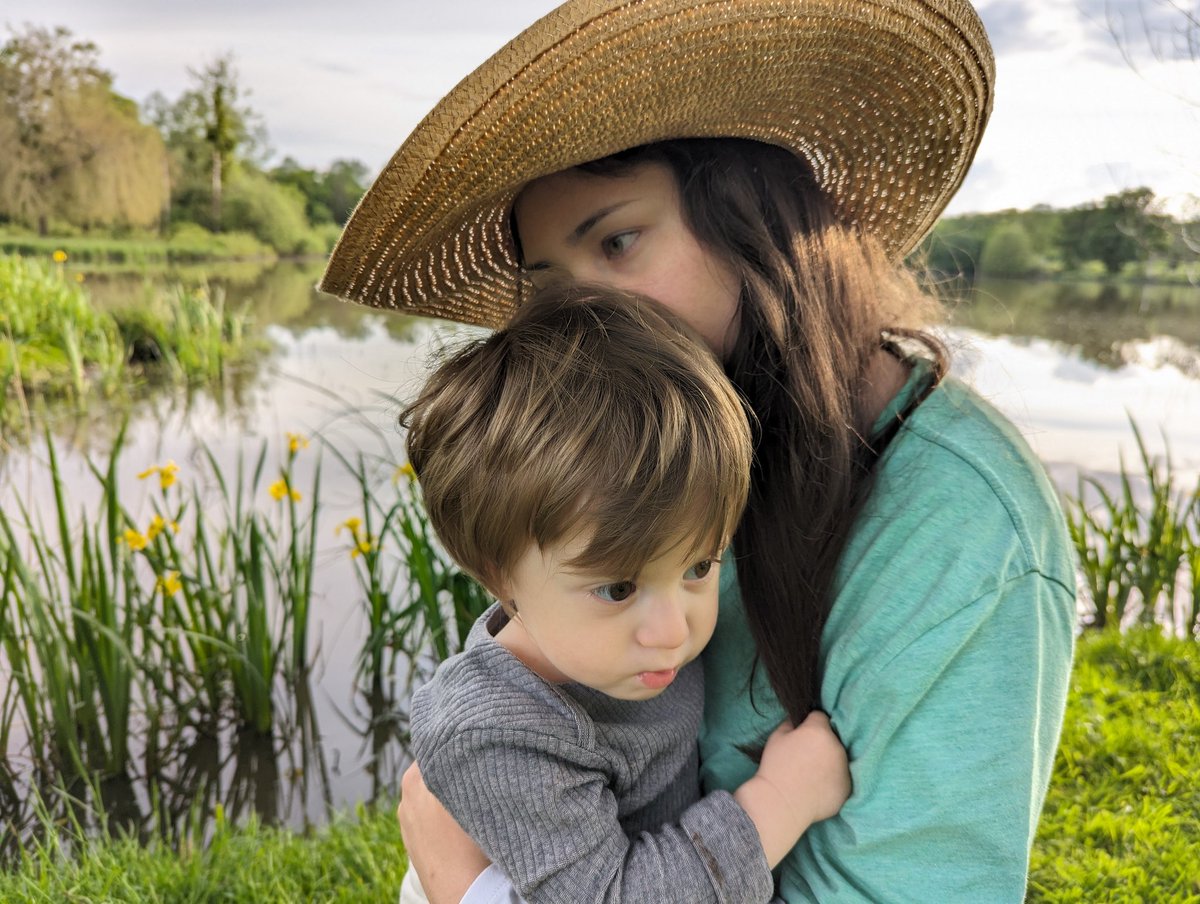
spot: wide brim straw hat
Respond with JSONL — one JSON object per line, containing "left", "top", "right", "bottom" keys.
{"left": 319, "top": 0, "right": 994, "bottom": 328}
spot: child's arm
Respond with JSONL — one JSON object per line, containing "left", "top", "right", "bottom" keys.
{"left": 418, "top": 712, "right": 849, "bottom": 904}
{"left": 733, "top": 711, "right": 852, "bottom": 867}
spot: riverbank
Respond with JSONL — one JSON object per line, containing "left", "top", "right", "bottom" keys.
{"left": 0, "top": 629, "right": 1194, "bottom": 901}
{"left": 0, "top": 222, "right": 340, "bottom": 267}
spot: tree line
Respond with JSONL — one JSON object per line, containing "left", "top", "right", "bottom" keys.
{"left": 920, "top": 187, "right": 1199, "bottom": 281}
{"left": 0, "top": 25, "right": 368, "bottom": 255}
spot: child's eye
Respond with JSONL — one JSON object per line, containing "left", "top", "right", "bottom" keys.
{"left": 684, "top": 559, "right": 715, "bottom": 581}
{"left": 601, "top": 231, "right": 638, "bottom": 258}
{"left": 593, "top": 580, "right": 637, "bottom": 602}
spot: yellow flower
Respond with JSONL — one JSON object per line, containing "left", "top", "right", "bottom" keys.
{"left": 269, "top": 478, "right": 301, "bottom": 502}
{"left": 393, "top": 462, "right": 417, "bottom": 484}
{"left": 52, "top": 249, "right": 67, "bottom": 263}
{"left": 138, "top": 460, "right": 180, "bottom": 490}
{"left": 146, "top": 514, "right": 180, "bottom": 541}
{"left": 156, "top": 571, "right": 182, "bottom": 596}
{"left": 286, "top": 432, "right": 310, "bottom": 454}
{"left": 122, "top": 528, "right": 148, "bottom": 551}
{"left": 336, "top": 516, "right": 362, "bottom": 536}
{"left": 350, "top": 536, "right": 376, "bottom": 559}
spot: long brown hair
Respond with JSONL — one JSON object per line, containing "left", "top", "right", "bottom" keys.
{"left": 577, "top": 139, "right": 946, "bottom": 722}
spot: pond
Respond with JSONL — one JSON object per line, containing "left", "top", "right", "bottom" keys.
{"left": 2, "top": 260, "right": 1198, "bottom": 841}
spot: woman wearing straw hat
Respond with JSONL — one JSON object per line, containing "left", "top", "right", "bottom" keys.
{"left": 321, "top": 0, "right": 1076, "bottom": 901}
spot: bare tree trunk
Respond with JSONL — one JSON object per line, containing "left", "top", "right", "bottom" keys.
{"left": 211, "top": 149, "right": 222, "bottom": 230}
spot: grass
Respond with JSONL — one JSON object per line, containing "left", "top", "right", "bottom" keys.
{"left": 0, "top": 802, "right": 407, "bottom": 902}
{"left": 0, "top": 630, "right": 1193, "bottom": 900}
{"left": 1, "top": 253, "right": 264, "bottom": 431}
{"left": 1027, "top": 628, "right": 1200, "bottom": 901}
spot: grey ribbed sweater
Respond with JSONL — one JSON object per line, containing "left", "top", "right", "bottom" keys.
{"left": 410, "top": 605, "right": 774, "bottom": 904}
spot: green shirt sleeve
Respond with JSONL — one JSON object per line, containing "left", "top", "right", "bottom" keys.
{"left": 700, "top": 376, "right": 1076, "bottom": 902}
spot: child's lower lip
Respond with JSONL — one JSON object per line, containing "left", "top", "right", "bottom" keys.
{"left": 637, "top": 668, "right": 678, "bottom": 689}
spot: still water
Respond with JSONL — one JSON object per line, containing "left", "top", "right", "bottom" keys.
{"left": 2, "top": 260, "right": 1198, "bottom": 833}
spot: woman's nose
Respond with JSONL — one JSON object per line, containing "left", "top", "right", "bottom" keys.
{"left": 635, "top": 592, "right": 691, "bottom": 650}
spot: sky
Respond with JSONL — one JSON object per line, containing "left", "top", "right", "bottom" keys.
{"left": 4, "top": 0, "right": 1199, "bottom": 217}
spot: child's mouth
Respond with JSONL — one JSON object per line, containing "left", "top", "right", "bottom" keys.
{"left": 637, "top": 668, "right": 678, "bottom": 689}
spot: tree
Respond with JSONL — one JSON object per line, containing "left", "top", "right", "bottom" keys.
{"left": 1058, "top": 188, "right": 1170, "bottom": 274}
{"left": 270, "top": 157, "right": 369, "bottom": 225}
{"left": 979, "top": 222, "right": 1037, "bottom": 278}
{"left": 0, "top": 25, "right": 167, "bottom": 233}
{"left": 147, "top": 53, "right": 265, "bottom": 230}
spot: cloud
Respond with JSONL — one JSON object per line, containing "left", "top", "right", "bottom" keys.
{"left": 1075, "top": 0, "right": 1200, "bottom": 64}
{"left": 976, "top": 1, "right": 1061, "bottom": 54}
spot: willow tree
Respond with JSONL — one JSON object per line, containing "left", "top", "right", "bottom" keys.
{"left": 0, "top": 25, "right": 167, "bottom": 234}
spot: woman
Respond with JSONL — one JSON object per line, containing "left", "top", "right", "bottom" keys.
{"left": 320, "top": 1, "right": 1076, "bottom": 900}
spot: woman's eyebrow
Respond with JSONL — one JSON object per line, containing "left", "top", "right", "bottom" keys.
{"left": 567, "top": 200, "right": 634, "bottom": 245}
{"left": 523, "top": 200, "right": 635, "bottom": 271}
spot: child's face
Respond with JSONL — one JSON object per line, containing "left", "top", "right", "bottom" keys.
{"left": 494, "top": 530, "right": 723, "bottom": 700}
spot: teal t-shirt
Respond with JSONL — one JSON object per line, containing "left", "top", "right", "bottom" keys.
{"left": 700, "top": 363, "right": 1076, "bottom": 902}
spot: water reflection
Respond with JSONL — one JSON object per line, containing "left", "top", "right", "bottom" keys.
{"left": 948, "top": 278, "right": 1200, "bottom": 367}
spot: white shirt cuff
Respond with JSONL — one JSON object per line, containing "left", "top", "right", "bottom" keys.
{"left": 460, "top": 865, "right": 527, "bottom": 904}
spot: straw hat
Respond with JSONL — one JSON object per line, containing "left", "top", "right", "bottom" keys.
{"left": 320, "top": 0, "right": 994, "bottom": 327}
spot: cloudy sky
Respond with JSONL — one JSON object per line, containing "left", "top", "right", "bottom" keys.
{"left": 5, "top": 0, "right": 1198, "bottom": 216}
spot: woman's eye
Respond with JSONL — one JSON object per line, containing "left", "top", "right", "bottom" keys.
{"left": 594, "top": 580, "right": 636, "bottom": 602}
{"left": 684, "top": 559, "right": 714, "bottom": 581}
{"left": 602, "top": 231, "right": 637, "bottom": 258}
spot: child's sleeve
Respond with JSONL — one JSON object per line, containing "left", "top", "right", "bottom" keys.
{"left": 421, "top": 724, "right": 774, "bottom": 904}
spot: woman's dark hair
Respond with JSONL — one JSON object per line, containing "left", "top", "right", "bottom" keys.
{"left": 572, "top": 138, "right": 946, "bottom": 723}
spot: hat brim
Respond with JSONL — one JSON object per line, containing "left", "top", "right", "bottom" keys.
{"left": 320, "top": 0, "right": 994, "bottom": 327}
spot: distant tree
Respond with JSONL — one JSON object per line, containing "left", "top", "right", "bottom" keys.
{"left": 322, "top": 159, "right": 369, "bottom": 224}
{"left": 271, "top": 157, "right": 369, "bottom": 225}
{"left": 0, "top": 25, "right": 167, "bottom": 233}
{"left": 979, "top": 222, "right": 1037, "bottom": 277}
{"left": 1062, "top": 187, "right": 1170, "bottom": 275}
{"left": 146, "top": 53, "right": 266, "bottom": 230}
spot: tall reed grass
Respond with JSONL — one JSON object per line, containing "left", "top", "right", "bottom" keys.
{"left": 0, "top": 423, "right": 486, "bottom": 820}
{"left": 1066, "top": 420, "right": 1200, "bottom": 637}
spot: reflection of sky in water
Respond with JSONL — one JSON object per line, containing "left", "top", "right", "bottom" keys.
{"left": 947, "top": 328, "right": 1200, "bottom": 490}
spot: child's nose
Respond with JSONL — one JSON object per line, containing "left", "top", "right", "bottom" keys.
{"left": 635, "top": 592, "right": 690, "bottom": 650}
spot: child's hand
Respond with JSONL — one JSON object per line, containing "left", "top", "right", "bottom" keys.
{"left": 734, "top": 710, "right": 851, "bottom": 867}
{"left": 758, "top": 711, "right": 851, "bottom": 829}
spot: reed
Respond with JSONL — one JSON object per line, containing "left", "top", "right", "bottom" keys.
{"left": 0, "top": 427, "right": 147, "bottom": 780}
{"left": 1066, "top": 419, "right": 1199, "bottom": 637}
{"left": 331, "top": 449, "right": 490, "bottom": 691}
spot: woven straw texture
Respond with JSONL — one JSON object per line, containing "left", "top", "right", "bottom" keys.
{"left": 319, "top": 0, "right": 994, "bottom": 327}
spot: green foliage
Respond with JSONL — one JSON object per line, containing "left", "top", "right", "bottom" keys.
{"left": 1057, "top": 188, "right": 1171, "bottom": 275}
{"left": 979, "top": 221, "right": 1038, "bottom": 277}
{"left": 271, "top": 157, "right": 370, "bottom": 226}
{"left": 0, "top": 25, "right": 168, "bottom": 234}
{"left": 1028, "top": 629, "right": 1200, "bottom": 901}
{"left": 0, "top": 802, "right": 406, "bottom": 901}
{"left": 0, "top": 253, "right": 262, "bottom": 428}
{"left": 918, "top": 189, "right": 1196, "bottom": 283}
{"left": 0, "top": 253, "right": 124, "bottom": 402}
{"left": 1066, "top": 419, "right": 1199, "bottom": 635}
{"left": 222, "top": 170, "right": 324, "bottom": 255}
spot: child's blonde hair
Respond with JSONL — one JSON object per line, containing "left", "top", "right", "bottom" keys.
{"left": 403, "top": 284, "right": 753, "bottom": 593}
